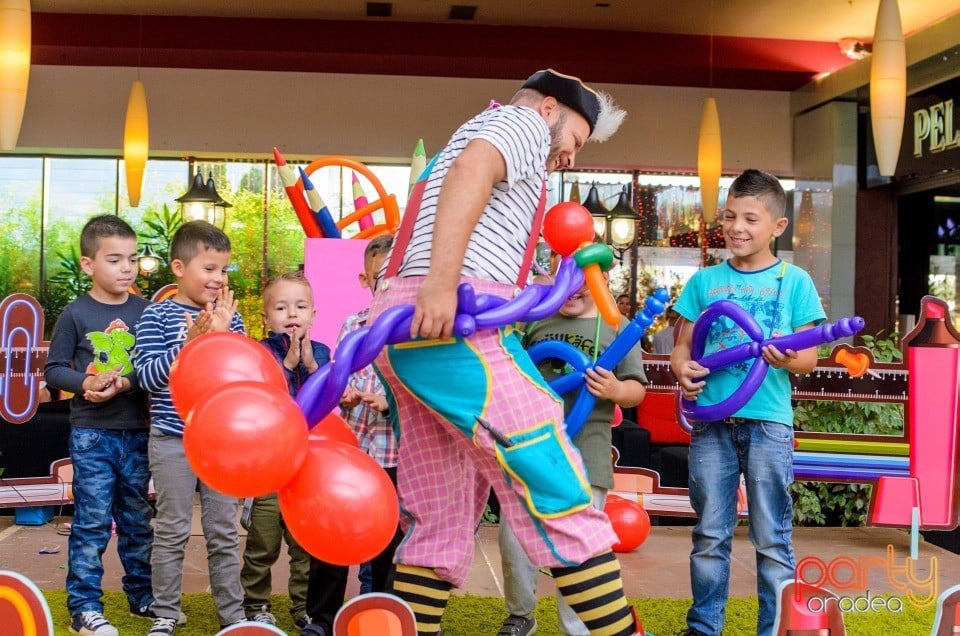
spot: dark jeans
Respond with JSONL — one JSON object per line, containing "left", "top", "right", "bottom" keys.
{"left": 67, "top": 427, "right": 153, "bottom": 615}
{"left": 305, "top": 466, "right": 404, "bottom": 630}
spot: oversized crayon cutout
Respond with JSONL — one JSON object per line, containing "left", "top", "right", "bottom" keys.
{"left": 300, "top": 156, "right": 401, "bottom": 239}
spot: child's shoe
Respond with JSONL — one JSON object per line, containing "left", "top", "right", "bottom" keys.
{"left": 70, "top": 611, "right": 119, "bottom": 636}
{"left": 130, "top": 602, "right": 187, "bottom": 625}
{"left": 147, "top": 616, "right": 178, "bottom": 636}
{"left": 250, "top": 605, "right": 277, "bottom": 625}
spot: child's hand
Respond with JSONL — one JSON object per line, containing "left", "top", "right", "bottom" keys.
{"left": 83, "top": 366, "right": 126, "bottom": 402}
{"left": 82, "top": 365, "right": 121, "bottom": 393}
{"left": 761, "top": 344, "right": 798, "bottom": 371}
{"left": 676, "top": 360, "right": 709, "bottom": 400}
{"left": 340, "top": 386, "right": 362, "bottom": 409}
{"left": 584, "top": 367, "right": 622, "bottom": 401}
{"left": 184, "top": 310, "right": 212, "bottom": 343}
{"left": 210, "top": 287, "right": 238, "bottom": 332}
{"left": 283, "top": 331, "right": 302, "bottom": 371}
{"left": 359, "top": 392, "right": 388, "bottom": 413}
{"left": 300, "top": 334, "right": 319, "bottom": 374}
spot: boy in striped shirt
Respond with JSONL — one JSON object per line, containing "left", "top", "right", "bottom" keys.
{"left": 134, "top": 221, "right": 247, "bottom": 636}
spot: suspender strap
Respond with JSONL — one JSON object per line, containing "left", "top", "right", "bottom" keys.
{"left": 515, "top": 182, "right": 547, "bottom": 288}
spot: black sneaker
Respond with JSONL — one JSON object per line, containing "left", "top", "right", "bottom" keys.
{"left": 70, "top": 611, "right": 119, "bottom": 636}
{"left": 498, "top": 615, "right": 537, "bottom": 636}
{"left": 147, "top": 617, "right": 178, "bottom": 636}
{"left": 130, "top": 602, "right": 187, "bottom": 625}
{"left": 294, "top": 614, "right": 312, "bottom": 630}
{"left": 299, "top": 623, "right": 331, "bottom": 636}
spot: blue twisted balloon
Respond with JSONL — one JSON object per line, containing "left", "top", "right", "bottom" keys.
{"left": 681, "top": 299, "right": 865, "bottom": 422}
{"left": 296, "top": 258, "right": 586, "bottom": 426}
{"left": 527, "top": 287, "right": 670, "bottom": 438}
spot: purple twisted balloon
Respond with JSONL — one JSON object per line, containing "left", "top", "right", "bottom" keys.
{"left": 296, "top": 258, "right": 586, "bottom": 426}
{"left": 681, "top": 300, "right": 865, "bottom": 422}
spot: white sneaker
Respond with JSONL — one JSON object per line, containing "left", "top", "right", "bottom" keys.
{"left": 70, "top": 611, "right": 119, "bottom": 636}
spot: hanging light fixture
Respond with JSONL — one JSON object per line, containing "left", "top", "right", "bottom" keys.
{"left": 176, "top": 171, "right": 232, "bottom": 228}
{"left": 0, "top": 0, "right": 31, "bottom": 151}
{"left": 124, "top": 80, "right": 149, "bottom": 207}
{"left": 870, "top": 0, "right": 906, "bottom": 177}
{"left": 698, "top": 2, "right": 722, "bottom": 226}
{"left": 138, "top": 244, "right": 160, "bottom": 275}
{"left": 608, "top": 186, "right": 638, "bottom": 248}
{"left": 698, "top": 98, "right": 722, "bottom": 224}
{"left": 582, "top": 184, "right": 610, "bottom": 241}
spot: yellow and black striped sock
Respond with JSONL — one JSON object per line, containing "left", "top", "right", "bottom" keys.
{"left": 552, "top": 551, "right": 640, "bottom": 636}
{"left": 392, "top": 564, "right": 452, "bottom": 636}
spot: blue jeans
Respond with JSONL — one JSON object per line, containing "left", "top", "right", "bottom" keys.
{"left": 67, "top": 427, "right": 153, "bottom": 615}
{"left": 686, "top": 418, "right": 795, "bottom": 636}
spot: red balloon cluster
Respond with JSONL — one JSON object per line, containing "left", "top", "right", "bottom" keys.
{"left": 171, "top": 332, "right": 399, "bottom": 566}
{"left": 604, "top": 495, "right": 651, "bottom": 553}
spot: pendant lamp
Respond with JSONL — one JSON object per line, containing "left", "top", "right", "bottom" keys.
{"left": 697, "top": 97, "right": 722, "bottom": 224}
{"left": 124, "top": 80, "right": 149, "bottom": 207}
{"left": 582, "top": 184, "right": 609, "bottom": 240}
{"left": 0, "top": 0, "right": 31, "bottom": 151}
{"left": 870, "top": 0, "right": 906, "bottom": 177}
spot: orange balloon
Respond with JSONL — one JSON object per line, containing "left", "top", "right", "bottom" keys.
{"left": 184, "top": 381, "right": 308, "bottom": 498}
{"left": 584, "top": 264, "right": 620, "bottom": 327}
{"left": 279, "top": 440, "right": 399, "bottom": 566}
{"left": 309, "top": 412, "right": 360, "bottom": 448}
{"left": 169, "top": 332, "right": 287, "bottom": 420}
{"left": 604, "top": 497, "right": 651, "bottom": 552}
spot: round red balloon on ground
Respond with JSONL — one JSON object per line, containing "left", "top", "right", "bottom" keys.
{"left": 604, "top": 497, "right": 651, "bottom": 552}
{"left": 279, "top": 440, "right": 399, "bottom": 566}
{"left": 308, "top": 412, "right": 360, "bottom": 448}
{"left": 184, "top": 381, "right": 308, "bottom": 498}
{"left": 542, "top": 202, "right": 595, "bottom": 256}
{"left": 169, "top": 331, "right": 287, "bottom": 420}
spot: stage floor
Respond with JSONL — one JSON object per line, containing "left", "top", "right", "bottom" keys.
{"left": 1, "top": 504, "right": 957, "bottom": 603}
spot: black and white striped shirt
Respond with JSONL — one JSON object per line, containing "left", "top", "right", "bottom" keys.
{"left": 396, "top": 105, "right": 549, "bottom": 284}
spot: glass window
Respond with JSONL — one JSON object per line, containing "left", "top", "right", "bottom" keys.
{"left": 42, "top": 158, "right": 119, "bottom": 329}
{"left": 0, "top": 157, "right": 42, "bottom": 299}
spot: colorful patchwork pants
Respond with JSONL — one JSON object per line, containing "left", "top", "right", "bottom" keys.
{"left": 369, "top": 275, "right": 617, "bottom": 587}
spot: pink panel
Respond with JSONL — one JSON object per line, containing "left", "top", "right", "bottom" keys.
{"left": 303, "top": 238, "right": 371, "bottom": 351}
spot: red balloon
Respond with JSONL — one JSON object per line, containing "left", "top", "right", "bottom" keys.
{"left": 308, "top": 412, "right": 360, "bottom": 448}
{"left": 169, "top": 332, "right": 287, "bottom": 421}
{"left": 542, "top": 202, "right": 595, "bottom": 256}
{"left": 184, "top": 381, "right": 308, "bottom": 498}
{"left": 279, "top": 440, "right": 399, "bottom": 566}
{"left": 604, "top": 497, "right": 651, "bottom": 553}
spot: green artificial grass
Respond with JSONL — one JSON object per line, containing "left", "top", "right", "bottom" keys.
{"left": 40, "top": 591, "right": 937, "bottom": 635}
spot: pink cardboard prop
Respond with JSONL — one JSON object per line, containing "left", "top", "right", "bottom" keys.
{"left": 304, "top": 238, "right": 371, "bottom": 351}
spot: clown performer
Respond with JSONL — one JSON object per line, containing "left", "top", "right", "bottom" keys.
{"left": 369, "top": 69, "right": 643, "bottom": 636}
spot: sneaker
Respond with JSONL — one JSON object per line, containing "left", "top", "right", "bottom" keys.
{"left": 70, "top": 611, "right": 119, "bottom": 636}
{"left": 147, "top": 616, "right": 178, "bottom": 636}
{"left": 130, "top": 602, "right": 188, "bottom": 625}
{"left": 299, "top": 624, "right": 330, "bottom": 636}
{"left": 294, "top": 614, "right": 312, "bottom": 630}
{"left": 250, "top": 605, "right": 277, "bottom": 625}
{"left": 498, "top": 615, "right": 537, "bottom": 636}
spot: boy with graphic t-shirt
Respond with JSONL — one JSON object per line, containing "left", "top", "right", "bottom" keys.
{"left": 45, "top": 215, "right": 155, "bottom": 636}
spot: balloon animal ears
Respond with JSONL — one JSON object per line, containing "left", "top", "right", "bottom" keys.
{"left": 334, "top": 593, "right": 418, "bottom": 636}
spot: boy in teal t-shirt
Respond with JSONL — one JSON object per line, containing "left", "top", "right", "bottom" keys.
{"left": 671, "top": 169, "right": 826, "bottom": 636}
